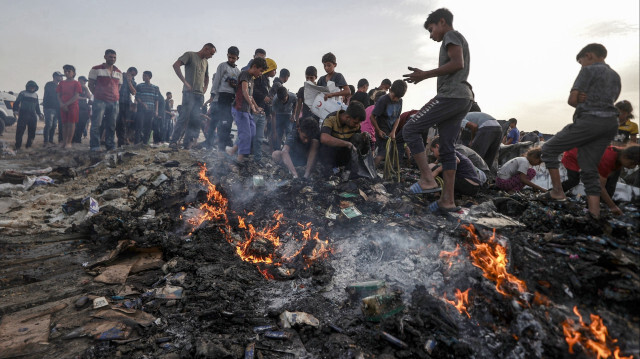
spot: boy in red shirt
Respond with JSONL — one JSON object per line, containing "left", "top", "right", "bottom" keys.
{"left": 57, "top": 64, "right": 82, "bottom": 149}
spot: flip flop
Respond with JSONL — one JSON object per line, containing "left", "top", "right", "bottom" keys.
{"left": 535, "top": 192, "right": 567, "bottom": 203}
{"left": 409, "top": 182, "right": 441, "bottom": 194}
{"left": 428, "top": 201, "right": 461, "bottom": 215}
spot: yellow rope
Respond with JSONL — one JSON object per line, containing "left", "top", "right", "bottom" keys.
{"left": 383, "top": 138, "right": 401, "bottom": 182}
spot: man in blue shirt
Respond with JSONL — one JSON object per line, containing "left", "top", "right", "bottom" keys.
{"left": 503, "top": 118, "right": 519, "bottom": 145}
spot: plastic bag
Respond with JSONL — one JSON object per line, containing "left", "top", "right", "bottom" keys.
{"left": 349, "top": 150, "right": 377, "bottom": 180}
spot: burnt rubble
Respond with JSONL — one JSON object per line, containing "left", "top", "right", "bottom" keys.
{"left": 0, "top": 144, "right": 638, "bottom": 359}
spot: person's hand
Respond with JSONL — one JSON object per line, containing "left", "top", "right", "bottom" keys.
{"left": 376, "top": 129, "right": 388, "bottom": 139}
{"left": 264, "top": 96, "right": 272, "bottom": 104}
{"left": 131, "top": 88, "right": 136, "bottom": 96}
{"left": 578, "top": 92, "right": 587, "bottom": 103}
{"left": 323, "top": 93, "right": 331, "bottom": 101}
{"left": 390, "top": 130, "right": 396, "bottom": 140}
{"left": 256, "top": 107, "right": 264, "bottom": 114}
{"left": 154, "top": 110, "right": 158, "bottom": 117}
{"left": 183, "top": 82, "right": 193, "bottom": 92}
{"left": 610, "top": 206, "right": 623, "bottom": 216}
{"left": 403, "top": 66, "right": 427, "bottom": 84}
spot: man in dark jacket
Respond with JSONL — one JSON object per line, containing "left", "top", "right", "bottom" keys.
{"left": 43, "top": 71, "right": 63, "bottom": 146}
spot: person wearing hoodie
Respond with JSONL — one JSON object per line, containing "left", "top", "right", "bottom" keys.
{"left": 13, "top": 80, "right": 44, "bottom": 150}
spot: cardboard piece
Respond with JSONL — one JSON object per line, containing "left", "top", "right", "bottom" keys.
{"left": 0, "top": 313, "right": 51, "bottom": 358}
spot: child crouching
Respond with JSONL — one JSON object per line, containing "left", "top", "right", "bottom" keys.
{"left": 496, "top": 148, "right": 546, "bottom": 193}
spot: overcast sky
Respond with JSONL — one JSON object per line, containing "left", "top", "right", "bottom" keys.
{"left": 1, "top": 0, "right": 638, "bottom": 133}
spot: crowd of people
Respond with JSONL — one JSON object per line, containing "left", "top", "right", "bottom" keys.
{"left": 10, "top": 8, "right": 639, "bottom": 219}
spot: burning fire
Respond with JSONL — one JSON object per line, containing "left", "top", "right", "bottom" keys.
{"left": 562, "top": 306, "right": 633, "bottom": 359}
{"left": 443, "top": 288, "right": 471, "bottom": 318}
{"left": 439, "top": 244, "right": 461, "bottom": 269}
{"left": 184, "top": 164, "right": 334, "bottom": 279}
{"left": 463, "top": 224, "right": 527, "bottom": 297}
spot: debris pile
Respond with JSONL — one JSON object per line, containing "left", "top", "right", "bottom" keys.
{"left": 0, "top": 144, "right": 638, "bottom": 358}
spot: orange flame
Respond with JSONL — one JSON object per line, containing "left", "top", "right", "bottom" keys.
{"left": 443, "top": 288, "right": 471, "bottom": 318}
{"left": 184, "top": 164, "right": 334, "bottom": 279}
{"left": 464, "top": 224, "right": 527, "bottom": 297}
{"left": 439, "top": 244, "right": 461, "bottom": 269}
{"left": 562, "top": 306, "right": 633, "bottom": 359}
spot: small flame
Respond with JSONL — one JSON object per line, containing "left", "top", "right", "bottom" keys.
{"left": 562, "top": 306, "right": 633, "bottom": 359}
{"left": 464, "top": 224, "right": 527, "bottom": 297}
{"left": 184, "top": 164, "right": 334, "bottom": 279}
{"left": 443, "top": 288, "right": 471, "bottom": 318}
{"left": 439, "top": 244, "right": 461, "bottom": 269}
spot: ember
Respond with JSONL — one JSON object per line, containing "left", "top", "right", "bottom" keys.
{"left": 562, "top": 306, "right": 634, "bottom": 359}
{"left": 184, "top": 163, "right": 334, "bottom": 277}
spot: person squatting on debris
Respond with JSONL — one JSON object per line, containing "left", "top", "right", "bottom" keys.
{"left": 116, "top": 67, "right": 137, "bottom": 147}
{"left": 43, "top": 71, "right": 63, "bottom": 146}
{"left": 72, "top": 76, "right": 92, "bottom": 144}
{"left": 319, "top": 102, "right": 367, "bottom": 170}
{"left": 429, "top": 136, "right": 482, "bottom": 196}
{"left": 402, "top": 8, "right": 474, "bottom": 215}
{"left": 252, "top": 58, "right": 277, "bottom": 160}
{"left": 88, "top": 49, "right": 123, "bottom": 152}
{"left": 57, "top": 64, "right": 82, "bottom": 149}
{"left": 272, "top": 117, "right": 320, "bottom": 179}
{"left": 226, "top": 57, "right": 268, "bottom": 162}
{"left": 613, "top": 100, "right": 638, "bottom": 144}
{"left": 370, "top": 80, "right": 408, "bottom": 166}
{"left": 209, "top": 46, "right": 240, "bottom": 151}
{"left": 170, "top": 43, "right": 216, "bottom": 150}
{"left": 561, "top": 145, "right": 640, "bottom": 215}
{"left": 541, "top": 43, "right": 621, "bottom": 220}
{"left": 13, "top": 80, "right": 44, "bottom": 150}
{"left": 495, "top": 147, "right": 546, "bottom": 193}
{"left": 134, "top": 71, "right": 161, "bottom": 145}
{"left": 503, "top": 118, "right": 519, "bottom": 145}
{"left": 460, "top": 111, "right": 503, "bottom": 172}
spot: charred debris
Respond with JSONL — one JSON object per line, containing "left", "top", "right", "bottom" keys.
{"left": 0, "top": 144, "right": 638, "bottom": 359}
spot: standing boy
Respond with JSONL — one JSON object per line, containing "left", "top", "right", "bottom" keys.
{"left": 73, "top": 76, "right": 92, "bottom": 144}
{"left": 351, "top": 79, "right": 370, "bottom": 107}
{"left": 293, "top": 66, "right": 319, "bottom": 124}
{"left": 252, "top": 58, "right": 277, "bottom": 161}
{"left": 541, "top": 43, "right": 621, "bottom": 219}
{"left": 227, "top": 57, "right": 268, "bottom": 162}
{"left": 370, "top": 79, "right": 408, "bottom": 165}
{"left": 13, "top": 81, "right": 44, "bottom": 150}
{"left": 402, "top": 8, "right": 474, "bottom": 214}
{"left": 43, "top": 71, "right": 63, "bottom": 146}
{"left": 271, "top": 86, "right": 298, "bottom": 150}
{"left": 116, "top": 67, "right": 137, "bottom": 147}
{"left": 211, "top": 46, "right": 241, "bottom": 151}
{"left": 318, "top": 52, "right": 351, "bottom": 102}
{"left": 135, "top": 71, "right": 161, "bottom": 144}
{"left": 57, "top": 65, "right": 82, "bottom": 149}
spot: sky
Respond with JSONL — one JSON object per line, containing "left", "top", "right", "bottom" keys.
{"left": 1, "top": 0, "right": 638, "bottom": 134}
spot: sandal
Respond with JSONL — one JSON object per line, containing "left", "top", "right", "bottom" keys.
{"left": 428, "top": 201, "right": 461, "bottom": 216}
{"left": 409, "top": 182, "right": 441, "bottom": 194}
{"left": 535, "top": 192, "right": 567, "bottom": 203}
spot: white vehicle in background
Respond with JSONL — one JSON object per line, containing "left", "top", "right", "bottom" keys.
{"left": 0, "top": 91, "right": 18, "bottom": 136}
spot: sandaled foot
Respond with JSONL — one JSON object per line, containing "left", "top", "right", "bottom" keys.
{"left": 408, "top": 182, "right": 441, "bottom": 194}
{"left": 536, "top": 192, "right": 566, "bottom": 202}
{"left": 428, "top": 201, "right": 460, "bottom": 215}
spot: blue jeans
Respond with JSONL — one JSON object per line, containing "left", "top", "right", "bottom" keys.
{"left": 232, "top": 108, "right": 255, "bottom": 155}
{"left": 252, "top": 113, "right": 266, "bottom": 160}
{"left": 43, "top": 108, "right": 59, "bottom": 143}
{"left": 90, "top": 100, "right": 119, "bottom": 151}
{"left": 170, "top": 91, "right": 204, "bottom": 146}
